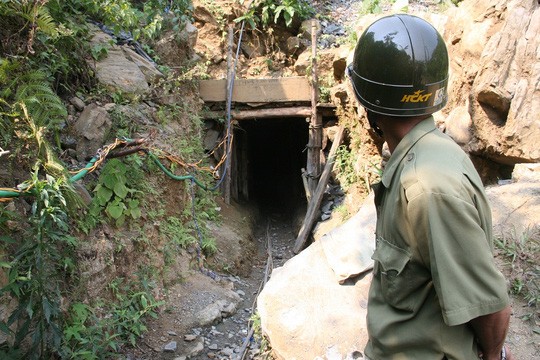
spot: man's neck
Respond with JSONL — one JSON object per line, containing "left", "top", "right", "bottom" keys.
{"left": 378, "top": 116, "right": 429, "bottom": 153}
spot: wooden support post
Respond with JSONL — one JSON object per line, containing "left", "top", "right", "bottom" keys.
{"left": 293, "top": 125, "right": 345, "bottom": 254}
{"left": 231, "top": 133, "right": 238, "bottom": 202}
{"left": 224, "top": 25, "right": 234, "bottom": 205}
{"left": 306, "top": 19, "right": 321, "bottom": 195}
{"left": 301, "top": 168, "right": 312, "bottom": 202}
{"left": 240, "top": 131, "right": 249, "bottom": 201}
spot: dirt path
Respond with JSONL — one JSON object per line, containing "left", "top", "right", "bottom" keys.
{"left": 126, "top": 209, "right": 296, "bottom": 360}
{"left": 181, "top": 212, "right": 297, "bottom": 360}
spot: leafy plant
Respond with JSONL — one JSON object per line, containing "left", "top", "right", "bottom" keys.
{"left": 90, "top": 42, "right": 111, "bottom": 61}
{"left": 236, "top": 0, "right": 314, "bottom": 29}
{"left": 0, "top": 172, "right": 79, "bottom": 359}
{"left": 249, "top": 312, "right": 271, "bottom": 357}
{"left": 0, "top": 0, "right": 69, "bottom": 54}
{"left": 89, "top": 158, "right": 142, "bottom": 228}
{"left": 61, "top": 277, "right": 164, "bottom": 358}
{"left": 358, "top": 0, "right": 384, "bottom": 14}
{"left": 161, "top": 216, "right": 198, "bottom": 249}
{"left": 57, "top": 0, "right": 192, "bottom": 42}
{"left": 335, "top": 145, "right": 360, "bottom": 190}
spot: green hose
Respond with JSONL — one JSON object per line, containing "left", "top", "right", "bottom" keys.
{"left": 0, "top": 189, "right": 21, "bottom": 198}
{"left": 69, "top": 157, "right": 98, "bottom": 183}
{"left": 0, "top": 141, "right": 218, "bottom": 200}
{"left": 147, "top": 152, "right": 210, "bottom": 190}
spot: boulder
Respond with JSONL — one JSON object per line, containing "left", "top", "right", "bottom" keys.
{"left": 286, "top": 36, "right": 307, "bottom": 57}
{"left": 330, "top": 83, "right": 349, "bottom": 106}
{"left": 444, "top": 105, "right": 473, "bottom": 146}
{"left": 87, "top": 29, "right": 160, "bottom": 94}
{"left": 73, "top": 103, "right": 112, "bottom": 161}
{"left": 487, "top": 163, "right": 540, "bottom": 238}
{"left": 257, "top": 196, "right": 376, "bottom": 360}
{"left": 69, "top": 96, "right": 85, "bottom": 111}
{"left": 294, "top": 48, "right": 343, "bottom": 78}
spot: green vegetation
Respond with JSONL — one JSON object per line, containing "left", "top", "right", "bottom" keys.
{"left": 0, "top": 173, "right": 79, "bottom": 359}
{"left": 89, "top": 158, "right": 143, "bottom": 228}
{"left": 356, "top": 0, "right": 456, "bottom": 15}
{"left": 61, "top": 277, "right": 163, "bottom": 359}
{"left": 495, "top": 226, "right": 540, "bottom": 308}
{"left": 358, "top": 0, "right": 385, "bottom": 14}
{"left": 235, "top": 0, "right": 315, "bottom": 29}
{"left": 249, "top": 312, "right": 271, "bottom": 358}
{"left": 0, "top": 0, "right": 224, "bottom": 357}
{"left": 335, "top": 145, "right": 361, "bottom": 191}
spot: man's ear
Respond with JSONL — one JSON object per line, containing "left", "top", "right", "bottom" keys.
{"left": 367, "top": 111, "right": 384, "bottom": 137}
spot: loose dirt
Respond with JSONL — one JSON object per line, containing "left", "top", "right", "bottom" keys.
{"left": 126, "top": 202, "right": 297, "bottom": 360}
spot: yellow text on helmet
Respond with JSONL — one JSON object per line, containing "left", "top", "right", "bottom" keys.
{"left": 401, "top": 90, "right": 432, "bottom": 103}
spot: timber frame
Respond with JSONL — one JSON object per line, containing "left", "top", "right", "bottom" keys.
{"left": 199, "top": 21, "right": 342, "bottom": 252}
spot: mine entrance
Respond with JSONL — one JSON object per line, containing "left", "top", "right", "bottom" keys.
{"left": 200, "top": 76, "right": 338, "bottom": 239}
{"left": 234, "top": 117, "right": 309, "bottom": 213}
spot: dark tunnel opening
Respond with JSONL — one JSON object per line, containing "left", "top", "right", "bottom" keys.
{"left": 234, "top": 117, "right": 309, "bottom": 214}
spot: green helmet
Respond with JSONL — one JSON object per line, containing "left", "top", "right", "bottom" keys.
{"left": 348, "top": 14, "right": 449, "bottom": 117}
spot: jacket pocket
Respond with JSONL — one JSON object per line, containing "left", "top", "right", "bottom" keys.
{"left": 372, "top": 237, "right": 430, "bottom": 312}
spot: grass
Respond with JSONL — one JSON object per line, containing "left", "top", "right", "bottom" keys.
{"left": 495, "top": 226, "right": 540, "bottom": 309}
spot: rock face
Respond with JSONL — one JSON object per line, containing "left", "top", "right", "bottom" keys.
{"left": 331, "top": 0, "right": 539, "bottom": 179}
{"left": 443, "top": 0, "right": 540, "bottom": 164}
{"left": 153, "top": 22, "right": 198, "bottom": 66}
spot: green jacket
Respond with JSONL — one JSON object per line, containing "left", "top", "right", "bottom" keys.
{"left": 365, "top": 118, "right": 509, "bottom": 360}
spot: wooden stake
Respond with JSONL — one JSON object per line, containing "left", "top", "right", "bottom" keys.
{"left": 301, "top": 168, "right": 312, "bottom": 202}
{"left": 224, "top": 25, "right": 234, "bottom": 205}
{"left": 307, "top": 19, "right": 321, "bottom": 195}
{"left": 293, "top": 125, "right": 345, "bottom": 254}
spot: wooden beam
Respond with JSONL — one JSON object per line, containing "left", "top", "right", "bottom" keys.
{"left": 214, "top": 106, "right": 313, "bottom": 120}
{"left": 201, "top": 104, "right": 336, "bottom": 120}
{"left": 293, "top": 125, "right": 345, "bottom": 254}
{"left": 200, "top": 77, "right": 311, "bottom": 103}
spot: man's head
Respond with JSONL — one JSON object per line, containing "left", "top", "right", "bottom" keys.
{"left": 347, "top": 14, "right": 449, "bottom": 120}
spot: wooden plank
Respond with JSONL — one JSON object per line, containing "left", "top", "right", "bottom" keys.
{"left": 293, "top": 125, "right": 345, "bottom": 254}
{"left": 232, "top": 107, "right": 311, "bottom": 119}
{"left": 200, "top": 77, "right": 311, "bottom": 103}
{"left": 201, "top": 104, "right": 336, "bottom": 120}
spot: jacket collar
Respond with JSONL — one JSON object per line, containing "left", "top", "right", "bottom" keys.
{"left": 381, "top": 117, "right": 437, "bottom": 188}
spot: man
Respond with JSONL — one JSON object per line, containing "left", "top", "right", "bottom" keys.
{"left": 347, "top": 14, "right": 513, "bottom": 360}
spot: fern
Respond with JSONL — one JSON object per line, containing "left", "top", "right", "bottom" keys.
{"left": 0, "top": 59, "right": 21, "bottom": 145}
{"left": 5, "top": 70, "right": 67, "bottom": 129}
{"left": 4, "top": 0, "right": 61, "bottom": 38}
